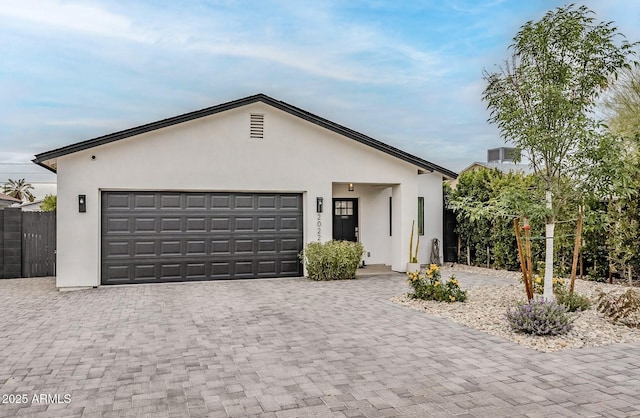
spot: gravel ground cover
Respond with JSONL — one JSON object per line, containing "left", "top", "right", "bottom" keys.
{"left": 392, "top": 264, "right": 640, "bottom": 352}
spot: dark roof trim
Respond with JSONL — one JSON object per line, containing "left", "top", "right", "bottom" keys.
{"left": 33, "top": 93, "right": 458, "bottom": 179}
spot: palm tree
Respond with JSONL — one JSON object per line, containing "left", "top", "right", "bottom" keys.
{"left": 3, "top": 178, "right": 35, "bottom": 202}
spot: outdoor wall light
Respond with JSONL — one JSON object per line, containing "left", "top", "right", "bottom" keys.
{"left": 348, "top": 183, "right": 354, "bottom": 192}
{"left": 316, "top": 197, "right": 323, "bottom": 213}
{"left": 78, "top": 194, "right": 86, "bottom": 213}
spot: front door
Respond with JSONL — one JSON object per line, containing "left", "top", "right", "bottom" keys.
{"left": 332, "top": 198, "right": 358, "bottom": 242}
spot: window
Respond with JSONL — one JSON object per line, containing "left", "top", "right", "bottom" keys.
{"left": 334, "top": 200, "right": 354, "bottom": 216}
{"left": 418, "top": 197, "right": 424, "bottom": 235}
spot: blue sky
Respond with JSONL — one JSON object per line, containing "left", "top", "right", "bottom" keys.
{"left": 1, "top": 0, "right": 639, "bottom": 185}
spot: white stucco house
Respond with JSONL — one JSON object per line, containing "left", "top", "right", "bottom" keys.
{"left": 33, "top": 94, "right": 457, "bottom": 289}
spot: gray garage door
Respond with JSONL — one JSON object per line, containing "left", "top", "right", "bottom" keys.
{"left": 101, "top": 192, "right": 303, "bottom": 285}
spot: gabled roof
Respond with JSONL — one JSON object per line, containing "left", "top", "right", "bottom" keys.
{"left": 33, "top": 93, "right": 457, "bottom": 179}
{"left": 461, "top": 161, "right": 533, "bottom": 175}
{"left": 0, "top": 193, "right": 22, "bottom": 203}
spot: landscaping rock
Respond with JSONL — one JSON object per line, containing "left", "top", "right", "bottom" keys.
{"left": 392, "top": 265, "right": 640, "bottom": 352}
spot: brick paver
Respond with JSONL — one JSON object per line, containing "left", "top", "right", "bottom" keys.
{"left": 0, "top": 271, "right": 639, "bottom": 417}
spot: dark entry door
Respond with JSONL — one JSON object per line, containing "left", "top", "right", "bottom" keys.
{"left": 332, "top": 198, "right": 358, "bottom": 242}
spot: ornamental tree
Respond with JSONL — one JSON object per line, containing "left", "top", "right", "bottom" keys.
{"left": 605, "top": 67, "right": 640, "bottom": 141}
{"left": 482, "top": 4, "right": 636, "bottom": 300}
{"left": 2, "top": 178, "right": 35, "bottom": 202}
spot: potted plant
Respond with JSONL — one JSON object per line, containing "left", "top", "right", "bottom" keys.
{"left": 407, "top": 220, "right": 421, "bottom": 273}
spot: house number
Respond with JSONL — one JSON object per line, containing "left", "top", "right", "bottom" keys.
{"left": 317, "top": 213, "right": 322, "bottom": 241}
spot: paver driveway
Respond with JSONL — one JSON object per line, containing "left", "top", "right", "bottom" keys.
{"left": 1, "top": 271, "right": 639, "bottom": 417}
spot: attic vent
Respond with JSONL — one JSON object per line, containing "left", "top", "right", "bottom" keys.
{"left": 250, "top": 113, "right": 264, "bottom": 139}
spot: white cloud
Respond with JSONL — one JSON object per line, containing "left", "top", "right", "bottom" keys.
{"left": 0, "top": 0, "right": 157, "bottom": 43}
{"left": 0, "top": 0, "right": 443, "bottom": 85}
{"left": 45, "top": 118, "right": 119, "bottom": 128}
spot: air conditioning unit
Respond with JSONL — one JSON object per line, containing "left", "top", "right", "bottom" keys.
{"left": 487, "top": 147, "right": 519, "bottom": 163}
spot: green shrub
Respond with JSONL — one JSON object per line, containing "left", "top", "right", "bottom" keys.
{"left": 586, "top": 266, "right": 607, "bottom": 282}
{"left": 300, "top": 240, "right": 364, "bottom": 280}
{"left": 40, "top": 194, "right": 57, "bottom": 212}
{"left": 596, "top": 288, "right": 640, "bottom": 328}
{"left": 556, "top": 291, "right": 591, "bottom": 312}
{"left": 406, "top": 264, "right": 467, "bottom": 302}
{"left": 527, "top": 275, "right": 566, "bottom": 294}
{"left": 506, "top": 299, "right": 575, "bottom": 336}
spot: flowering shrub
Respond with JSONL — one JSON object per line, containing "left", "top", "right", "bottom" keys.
{"left": 524, "top": 275, "right": 565, "bottom": 294}
{"left": 406, "top": 264, "right": 467, "bottom": 302}
{"left": 506, "top": 299, "right": 575, "bottom": 336}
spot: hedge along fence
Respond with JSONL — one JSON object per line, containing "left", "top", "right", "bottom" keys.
{"left": 300, "top": 240, "right": 365, "bottom": 280}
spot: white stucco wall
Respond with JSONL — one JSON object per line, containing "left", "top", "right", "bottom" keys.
{"left": 332, "top": 184, "right": 393, "bottom": 265}
{"left": 417, "top": 172, "right": 445, "bottom": 265}
{"left": 54, "top": 102, "right": 446, "bottom": 287}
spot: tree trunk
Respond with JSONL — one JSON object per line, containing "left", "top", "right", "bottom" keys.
{"left": 487, "top": 245, "right": 490, "bottom": 268}
{"left": 544, "top": 189, "right": 555, "bottom": 301}
{"left": 569, "top": 206, "right": 583, "bottom": 293}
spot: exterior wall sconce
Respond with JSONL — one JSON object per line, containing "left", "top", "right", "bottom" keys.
{"left": 79, "top": 194, "right": 86, "bottom": 213}
{"left": 348, "top": 183, "right": 354, "bottom": 192}
{"left": 316, "top": 197, "right": 323, "bottom": 213}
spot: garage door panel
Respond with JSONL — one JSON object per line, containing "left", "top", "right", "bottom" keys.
{"left": 258, "top": 195, "right": 276, "bottom": 209}
{"left": 186, "top": 263, "right": 206, "bottom": 278}
{"left": 106, "top": 241, "right": 130, "bottom": 257}
{"left": 135, "top": 264, "right": 155, "bottom": 278}
{"left": 186, "top": 240, "right": 206, "bottom": 255}
{"left": 234, "top": 195, "right": 254, "bottom": 209}
{"left": 160, "top": 194, "right": 181, "bottom": 209}
{"left": 211, "top": 217, "right": 231, "bottom": 231}
{"left": 160, "top": 241, "right": 182, "bottom": 256}
{"left": 258, "top": 239, "right": 276, "bottom": 252}
{"left": 280, "top": 195, "right": 301, "bottom": 209}
{"left": 106, "top": 193, "right": 131, "bottom": 209}
{"left": 108, "top": 218, "right": 130, "bottom": 233}
{"left": 235, "top": 261, "right": 254, "bottom": 274}
{"left": 281, "top": 238, "right": 302, "bottom": 252}
{"left": 258, "top": 217, "right": 276, "bottom": 231}
{"left": 211, "top": 262, "right": 230, "bottom": 277}
{"left": 160, "top": 264, "right": 182, "bottom": 278}
{"left": 135, "top": 241, "right": 156, "bottom": 256}
{"left": 106, "top": 265, "right": 129, "bottom": 280}
{"left": 281, "top": 260, "right": 300, "bottom": 273}
{"left": 234, "top": 240, "right": 254, "bottom": 253}
{"left": 280, "top": 217, "right": 300, "bottom": 230}
{"left": 102, "top": 192, "right": 303, "bottom": 284}
{"left": 211, "top": 195, "right": 231, "bottom": 208}
{"left": 211, "top": 240, "right": 231, "bottom": 254}
{"left": 186, "top": 217, "right": 206, "bottom": 231}
{"left": 234, "top": 217, "right": 254, "bottom": 231}
{"left": 134, "top": 218, "right": 156, "bottom": 233}
{"left": 258, "top": 261, "right": 276, "bottom": 275}
{"left": 134, "top": 194, "right": 156, "bottom": 209}
{"left": 186, "top": 194, "right": 206, "bottom": 209}
{"left": 160, "top": 218, "right": 181, "bottom": 232}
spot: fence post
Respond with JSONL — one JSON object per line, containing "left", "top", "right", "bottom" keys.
{"left": 3, "top": 207, "right": 22, "bottom": 278}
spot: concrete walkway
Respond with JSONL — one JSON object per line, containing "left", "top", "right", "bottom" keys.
{"left": 0, "top": 272, "right": 639, "bottom": 417}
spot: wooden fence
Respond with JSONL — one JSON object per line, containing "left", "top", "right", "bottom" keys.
{"left": 0, "top": 207, "right": 56, "bottom": 278}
